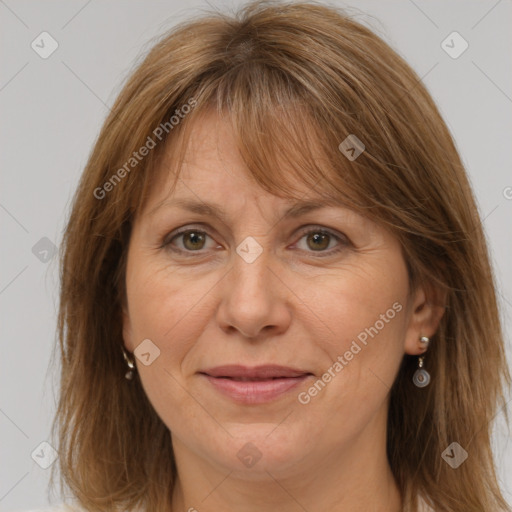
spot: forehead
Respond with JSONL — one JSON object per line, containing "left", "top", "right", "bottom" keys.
{"left": 142, "top": 109, "right": 339, "bottom": 216}
{"left": 132, "top": 111, "right": 386, "bottom": 244}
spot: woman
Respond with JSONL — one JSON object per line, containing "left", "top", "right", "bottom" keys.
{"left": 49, "top": 1, "right": 511, "bottom": 511}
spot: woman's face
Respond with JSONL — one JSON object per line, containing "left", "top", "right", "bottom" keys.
{"left": 122, "top": 111, "right": 428, "bottom": 480}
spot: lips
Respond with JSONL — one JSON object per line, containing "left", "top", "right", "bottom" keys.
{"left": 199, "top": 365, "right": 313, "bottom": 404}
{"left": 201, "top": 364, "right": 311, "bottom": 380}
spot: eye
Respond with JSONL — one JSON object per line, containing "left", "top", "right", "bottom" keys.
{"left": 163, "top": 227, "right": 219, "bottom": 254}
{"left": 162, "top": 225, "right": 350, "bottom": 257}
{"left": 293, "top": 226, "right": 350, "bottom": 256}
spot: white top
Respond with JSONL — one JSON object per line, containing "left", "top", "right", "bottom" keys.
{"left": 19, "top": 497, "right": 436, "bottom": 511}
{"left": 12, "top": 506, "right": 86, "bottom": 512}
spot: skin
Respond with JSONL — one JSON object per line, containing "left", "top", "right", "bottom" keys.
{"left": 122, "top": 111, "right": 445, "bottom": 512}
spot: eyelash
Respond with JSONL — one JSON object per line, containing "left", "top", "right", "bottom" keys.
{"left": 161, "top": 225, "right": 351, "bottom": 258}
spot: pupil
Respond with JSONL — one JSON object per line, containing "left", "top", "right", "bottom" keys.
{"left": 185, "top": 232, "right": 204, "bottom": 250}
{"left": 309, "top": 232, "right": 329, "bottom": 251}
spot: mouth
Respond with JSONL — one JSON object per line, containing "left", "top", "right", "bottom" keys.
{"left": 199, "top": 365, "right": 314, "bottom": 404}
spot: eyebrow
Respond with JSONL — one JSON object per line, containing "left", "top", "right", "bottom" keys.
{"left": 147, "top": 197, "right": 346, "bottom": 222}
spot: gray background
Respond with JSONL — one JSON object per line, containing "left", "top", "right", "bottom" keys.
{"left": 1, "top": 1, "right": 511, "bottom": 510}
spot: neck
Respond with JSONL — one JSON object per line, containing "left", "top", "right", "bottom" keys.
{"left": 170, "top": 405, "right": 401, "bottom": 512}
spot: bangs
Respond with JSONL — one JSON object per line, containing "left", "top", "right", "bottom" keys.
{"left": 136, "top": 62, "right": 379, "bottom": 222}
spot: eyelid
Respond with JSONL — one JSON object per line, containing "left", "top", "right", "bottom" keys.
{"left": 295, "top": 224, "right": 345, "bottom": 239}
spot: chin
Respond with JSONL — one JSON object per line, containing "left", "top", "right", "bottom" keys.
{"left": 209, "top": 423, "right": 311, "bottom": 478}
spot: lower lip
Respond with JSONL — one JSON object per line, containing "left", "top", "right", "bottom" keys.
{"left": 202, "top": 374, "right": 311, "bottom": 404}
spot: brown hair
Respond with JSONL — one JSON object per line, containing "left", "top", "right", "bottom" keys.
{"left": 49, "top": 1, "right": 511, "bottom": 511}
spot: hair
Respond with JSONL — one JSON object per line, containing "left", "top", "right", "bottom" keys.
{"left": 49, "top": 1, "right": 511, "bottom": 511}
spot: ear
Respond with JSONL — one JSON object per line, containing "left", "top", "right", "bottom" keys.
{"left": 404, "top": 280, "right": 447, "bottom": 356}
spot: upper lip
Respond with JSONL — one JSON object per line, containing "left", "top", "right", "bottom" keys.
{"left": 200, "top": 365, "right": 312, "bottom": 379}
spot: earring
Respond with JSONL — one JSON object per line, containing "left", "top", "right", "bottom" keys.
{"left": 419, "top": 336, "right": 430, "bottom": 349}
{"left": 122, "top": 346, "right": 136, "bottom": 380}
{"left": 413, "top": 336, "right": 430, "bottom": 388}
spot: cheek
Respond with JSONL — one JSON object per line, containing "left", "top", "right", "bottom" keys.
{"left": 125, "top": 257, "right": 225, "bottom": 396}
{"left": 124, "top": 262, "right": 213, "bottom": 427}
{"left": 302, "top": 254, "right": 409, "bottom": 356}
{"left": 297, "top": 254, "right": 409, "bottom": 414}
{"left": 126, "top": 257, "right": 206, "bottom": 338}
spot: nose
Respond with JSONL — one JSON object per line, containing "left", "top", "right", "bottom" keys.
{"left": 215, "top": 248, "right": 292, "bottom": 340}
